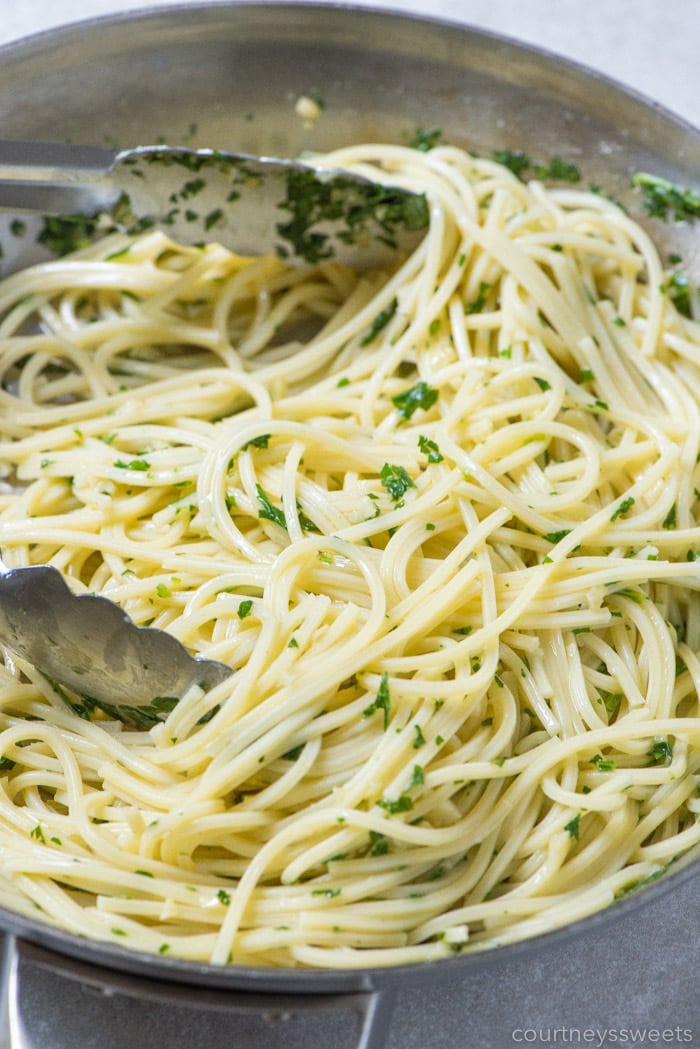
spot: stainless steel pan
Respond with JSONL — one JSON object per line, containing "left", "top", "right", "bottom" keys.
{"left": 0, "top": 5, "right": 698, "bottom": 1047}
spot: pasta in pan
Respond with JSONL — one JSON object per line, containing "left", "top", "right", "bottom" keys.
{"left": 0, "top": 141, "right": 699, "bottom": 968}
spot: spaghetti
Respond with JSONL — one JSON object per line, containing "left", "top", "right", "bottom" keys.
{"left": 0, "top": 142, "right": 698, "bottom": 968}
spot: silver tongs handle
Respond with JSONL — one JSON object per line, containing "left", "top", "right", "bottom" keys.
{"left": 0, "top": 140, "right": 120, "bottom": 216}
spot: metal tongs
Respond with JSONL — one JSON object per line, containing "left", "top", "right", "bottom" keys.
{"left": 0, "top": 139, "right": 428, "bottom": 267}
{"left": 0, "top": 142, "right": 428, "bottom": 725}
{"left": 0, "top": 557, "right": 232, "bottom": 727}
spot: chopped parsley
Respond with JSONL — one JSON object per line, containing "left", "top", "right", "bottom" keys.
{"left": 256, "top": 484, "right": 287, "bottom": 528}
{"left": 114, "top": 457, "right": 151, "bottom": 471}
{"left": 564, "top": 814, "right": 581, "bottom": 840}
{"left": 38, "top": 212, "right": 105, "bottom": 256}
{"left": 363, "top": 672, "right": 391, "bottom": 729}
{"left": 276, "top": 171, "right": 429, "bottom": 263}
{"left": 542, "top": 528, "right": 571, "bottom": 543}
{"left": 617, "top": 865, "right": 668, "bottom": 898}
{"left": 361, "top": 297, "right": 398, "bottom": 345}
{"left": 391, "top": 380, "right": 439, "bottom": 421}
{"left": 492, "top": 150, "right": 581, "bottom": 183}
{"left": 242, "top": 434, "right": 271, "bottom": 450}
{"left": 413, "top": 724, "right": 426, "bottom": 749}
{"left": 493, "top": 149, "right": 531, "bottom": 178}
{"left": 409, "top": 127, "right": 443, "bottom": 152}
{"left": 408, "top": 764, "right": 425, "bottom": 789}
{"left": 603, "top": 691, "right": 622, "bottom": 713}
{"left": 533, "top": 157, "right": 581, "bottom": 182}
{"left": 369, "top": 830, "right": 389, "bottom": 855}
{"left": 237, "top": 599, "right": 254, "bottom": 619}
{"left": 610, "top": 496, "right": 635, "bottom": 521}
{"left": 647, "top": 739, "right": 673, "bottom": 766}
{"left": 418, "top": 434, "right": 443, "bottom": 462}
{"left": 632, "top": 172, "right": 700, "bottom": 222}
{"left": 466, "top": 281, "right": 491, "bottom": 314}
{"left": 380, "top": 463, "right": 415, "bottom": 503}
{"left": 665, "top": 271, "right": 694, "bottom": 317}
{"left": 377, "top": 794, "right": 414, "bottom": 815}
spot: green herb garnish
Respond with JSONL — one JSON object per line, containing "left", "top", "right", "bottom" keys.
{"left": 632, "top": 172, "right": 700, "bottom": 222}
{"left": 466, "top": 281, "right": 491, "bottom": 314}
{"left": 410, "top": 127, "right": 443, "bottom": 152}
{"left": 361, "top": 297, "right": 398, "bottom": 345}
{"left": 377, "top": 794, "right": 414, "bottom": 815}
{"left": 611, "top": 496, "right": 635, "bottom": 521}
{"left": 114, "top": 457, "right": 151, "bottom": 471}
{"left": 242, "top": 434, "right": 271, "bottom": 450}
{"left": 276, "top": 171, "right": 429, "bottom": 263}
{"left": 256, "top": 484, "right": 287, "bottom": 528}
{"left": 380, "top": 463, "right": 415, "bottom": 503}
{"left": 369, "top": 830, "right": 389, "bottom": 855}
{"left": 533, "top": 157, "right": 581, "bottom": 182}
{"left": 418, "top": 434, "right": 443, "bottom": 462}
{"left": 542, "top": 528, "right": 571, "bottom": 543}
{"left": 392, "top": 380, "right": 439, "bottom": 421}
{"left": 492, "top": 149, "right": 531, "bottom": 178}
{"left": 38, "top": 213, "right": 104, "bottom": 255}
{"left": 665, "top": 271, "right": 694, "bottom": 317}
{"left": 363, "top": 671, "right": 391, "bottom": 729}
{"left": 591, "top": 753, "right": 616, "bottom": 772}
{"left": 408, "top": 765, "right": 425, "bottom": 789}
{"left": 564, "top": 814, "right": 581, "bottom": 840}
{"left": 647, "top": 739, "right": 673, "bottom": 766}
{"left": 492, "top": 150, "right": 580, "bottom": 183}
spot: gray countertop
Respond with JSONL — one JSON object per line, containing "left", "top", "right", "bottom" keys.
{"left": 3, "top": 0, "right": 700, "bottom": 129}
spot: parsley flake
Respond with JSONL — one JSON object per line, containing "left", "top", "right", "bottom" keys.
{"left": 418, "top": 434, "right": 443, "bottom": 462}
{"left": 632, "top": 172, "right": 700, "bottom": 223}
{"left": 363, "top": 672, "right": 391, "bottom": 729}
{"left": 564, "top": 814, "right": 581, "bottom": 840}
{"left": 380, "top": 463, "right": 415, "bottom": 503}
{"left": 361, "top": 298, "right": 398, "bottom": 345}
{"left": 256, "top": 485, "right": 287, "bottom": 529}
{"left": 392, "top": 380, "right": 439, "bottom": 421}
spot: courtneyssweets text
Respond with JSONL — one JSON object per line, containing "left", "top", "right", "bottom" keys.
{"left": 511, "top": 1027, "right": 694, "bottom": 1046}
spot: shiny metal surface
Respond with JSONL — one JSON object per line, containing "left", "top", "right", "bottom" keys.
{"left": 0, "top": 139, "right": 427, "bottom": 268}
{"left": 0, "top": 558, "right": 231, "bottom": 718}
{"left": 0, "top": 4, "right": 698, "bottom": 1045}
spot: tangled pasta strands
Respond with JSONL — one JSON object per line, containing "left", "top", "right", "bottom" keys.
{"left": 0, "top": 143, "right": 698, "bottom": 969}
